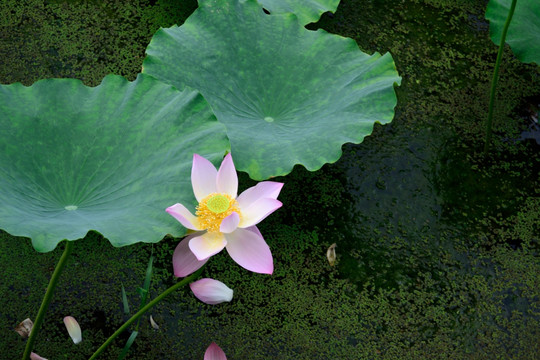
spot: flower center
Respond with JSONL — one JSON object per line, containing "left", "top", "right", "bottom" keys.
{"left": 196, "top": 193, "right": 241, "bottom": 233}
{"left": 206, "top": 194, "right": 230, "bottom": 214}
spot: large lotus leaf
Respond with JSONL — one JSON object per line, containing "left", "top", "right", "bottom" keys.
{"left": 0, "top": 74, "right": 229, "bottom": 252}
{"left": 143, "top": 0, "right": 400, "bottom": 180}
{"left": 486, "top": 0, "right": 540, "bottom": 64}
{"left": 257, "top": 0, "right": 340, "bottom": 25}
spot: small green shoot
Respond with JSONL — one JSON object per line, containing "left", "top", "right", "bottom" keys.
{"left": 117, "top": 331, "right": 138, "bottom": 360}
{"left": 139, "top": 255, "right": 154, "bottom": 310}
{"left": 117, "top": 254, "right": 154, "bottom": 360}
{"left": 121, "top": 284, "right": 130, "bottom": 315}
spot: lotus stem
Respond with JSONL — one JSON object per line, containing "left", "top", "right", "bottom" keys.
{"left": 22, "top": 240, "right": 74, "bottom": 360}
{"left": 484, "top": 0, "right": 518, "bottom": 154}
{"left": 88, "top": 265, "right": 205, "bottom": 360}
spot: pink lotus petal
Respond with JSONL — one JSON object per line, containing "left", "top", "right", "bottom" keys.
{"left": 190, "top": 278, "right": 233, "bottom": 305}
{"left": 166, "top": 203, "right": 202, "bottom": 231}
{"left": 204, "top": 342, "right": 227, "bottom": 360}
{"left": 216, "top": 153, "right": 238, "bottom": 198}
{"left": 189, "top": 232, "right": 227, "bottom": 261}
{"left": 173, "top": 234, "right": 209, "bottom": 277}
{"left": 30, "top": 353, "right": 48, "bottom": 360}
{"left": 192, "top": 154, "right": 218, "bottom": 202}
{"left": 63, "top": 316, "right": 82, "bottom": 344}
{"left": 219, "top": 212, "right": 240, "bottom": 233}
{"left": 236, "top": 181, "right": 284, "bottom": 208}
{"left": 245, "top": 225, "right": 263, "bottom": 237}
{"left": 238, "top": 198, "right": 282, "bottom": 228}
{"left": 225, "top": 228, "right": 273, "bottom": 274}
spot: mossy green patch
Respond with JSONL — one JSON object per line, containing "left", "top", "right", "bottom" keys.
{"left": 0, "top": 0, "right": 197, "bottom": 85}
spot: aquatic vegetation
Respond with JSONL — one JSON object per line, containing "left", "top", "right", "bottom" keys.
{"left": 0, "top": 74, "right": 228, "bottom": 252}
{"left": 115, "top": 255, "right": 155, "bottom": 358}
{"left": 486, "top": 0, "right": 540, "bottom": 65}
{"left": 483, "top": 0, "right": 539, "bottom": 151}
{"left": 257, "top": 0, "right": 339, "bottom": 25}
{"left": 483, "top": 0, "right": 518, "bottom": 152}
{"left": 1, "top": 0, "right": 399, "bottom": 354}
{"left": 143, "top": 0, "right": 400, "bottom": 179}
{"left": 88, "top": 154, "right": 279, "bottom": 359}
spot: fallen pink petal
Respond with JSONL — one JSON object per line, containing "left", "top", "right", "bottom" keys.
{"left": 167, "top": 153, "right": 283, "bottom": 275}
{"left": 30, "top": 353, "right": 48, "bottom": 360}
{"left": 204, "top": 342, "right": 227, "bottom": 360}
{"left": 63, "top": 316, "right": 82, "bottom": 344}
{"left": 190, "top": 278, "right": 233, "bottom": 305}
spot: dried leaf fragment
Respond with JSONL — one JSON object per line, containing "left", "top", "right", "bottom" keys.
{"left": 15, "top": 318, "right": 33, "bottom": 338}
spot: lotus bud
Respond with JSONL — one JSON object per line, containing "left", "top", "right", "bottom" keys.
{"left": 327, "top": 243, "right": 337, "bottom": 266}
{"left": 14, "top": 318, "right": 33, "bottom": 338}
{"left": 189, "top": 278, "right": 233, "bottom": 305}
{"left": 204, "top": 342, "right": 227, "bottom": 360}
{"left": 63, "top": 316, "right": 82, "bottom": 344}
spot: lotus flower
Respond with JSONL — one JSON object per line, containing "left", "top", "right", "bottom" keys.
{"left": 204, "top": 342, "right": 227, "bottom": 360}
{"left": 168, "top": 153, "right": 283, "bottom": 275}
{"left": 63, "top": 316, "right": 82, "bottom": 344}
{"left": 190, "top": 278, "right": 233, "bottom": 305}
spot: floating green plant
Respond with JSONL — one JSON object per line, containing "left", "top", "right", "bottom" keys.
{"left": 483, "top": 0, "right": 540, "bottom": 152}
{"left": 0, "top": 74, "right": 228, "bottom": 252}
{"left": 143, "top": 0, "right": 400, "bottom": 180}
{"left": 483, "top": 0, "right": 519, "bottom": 153}
{"left": 486, "top": 0, "right": 540, "bottom": 65}
{"left": 258, "top": 0, "right": 340, "bottom": 25}
{"left": 0, "top": 0, "right": 404, "bottom": 357}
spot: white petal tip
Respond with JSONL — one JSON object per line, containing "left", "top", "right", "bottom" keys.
{"left": 150, "top": 315, "right": 160, "bottom": 330}
{"left": 63, "top": 316, "right": 82, "bottom": 344}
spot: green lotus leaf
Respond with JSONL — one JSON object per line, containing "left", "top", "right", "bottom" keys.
{"left": 143, "top": 0, "right": 400, "bottom": 180}
{"left": 0, "top": 74, "right": 229, "bottom": 252}
{"left": 257, "top": 0, "right": 340, "bottom": 26}
{"left": 486, "top": 0, "right": 540, "bottom": 64}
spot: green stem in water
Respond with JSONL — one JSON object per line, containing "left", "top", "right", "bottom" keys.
{"left": 484, "top": 0, "right": 518, "bottom": 154}
{"left": 88, "top": 265, "right": 205, "bottom": 360}
{"left": 22, "top": 240, "right": 74, "bottom": 360}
